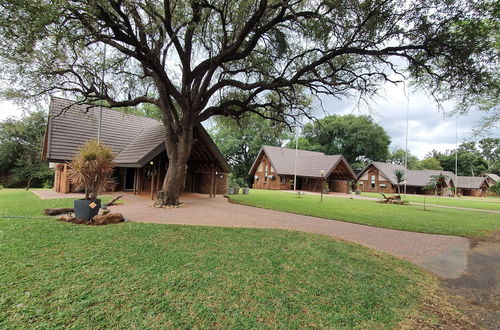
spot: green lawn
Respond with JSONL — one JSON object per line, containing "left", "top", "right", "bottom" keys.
{"left": 229, "top": 190, "right": 500, "bottom": 237}
{"left": 359, "top": 192, "right": 500, "bottom": 211}
{"left": 0, "top": 189, "right": 444, "bottom": 328}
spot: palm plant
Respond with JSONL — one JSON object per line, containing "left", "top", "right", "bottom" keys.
{"left": 428, "top": 173, "right": 449, "bottom": 196}
{"left": 68, "top": 141, "right": 115, "bottom": 201}
{"left": 393, "top": 169, "right": 405, "bottom": 195}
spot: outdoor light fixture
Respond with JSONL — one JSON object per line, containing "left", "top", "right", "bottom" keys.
{"left": 150, "top": 161, "right": 154, "bottom": 165}
{"left": 320, "top": 170, "right": 325, "bottom": 203}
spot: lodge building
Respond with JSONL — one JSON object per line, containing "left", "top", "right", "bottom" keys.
{"left": 43, "top": 97, "right": 230, "bottom": 198}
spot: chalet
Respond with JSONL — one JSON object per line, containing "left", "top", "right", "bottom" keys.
{"left": 455, "top": 176, "right": 489, "bottom": 197}
{"left": 43, "top": 97, "right": 230, "bottom": 198}
{"left": 486, "top": 173, "right": 500, "bottom": 187}
{"left": 357, "top": 162, "right": 456, "bottom": 195}
{"left": 249, "top": 146, "right": 356, "bottom": 193}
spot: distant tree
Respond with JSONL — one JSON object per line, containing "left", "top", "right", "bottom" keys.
{"left": 478, "top": 138, "right": 499, "bottom": 173}
{"left": 285, "top": 137, "right": 312, "bottom": 151}
{"left": 210, "top": 114, "right": 290, "bottom": 187}
{"left": 420, "top": 157, "right": 443, "bottom": 170}
{"left": 0, "top": 111, "right": 52, "bottom": 188}
{"left": 490, "top": 182, "right": 500, "bottom": 195}
{"left": 433, "top": 143, "right": 489, "bottom": 176}
{"left": 388, "top": 149, "right": 421, "bottom": 170}
{"left": 393, "top": 169, "right": 405, "bottom": 195}
{"left": 428, "top": 173, "right": 449, "bottom": 196}
{"left": 297, "top": 115, "right": 390, "bottom": 163}
{"left": 421, "top": 184, "right": 436, "bottom": 211}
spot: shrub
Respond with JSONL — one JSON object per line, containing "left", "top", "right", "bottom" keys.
{"left": 68, "top": 141, "right": 115, "bottom": 201}
{"left": 490, "top": 182, "right": 500, "bottom": 195}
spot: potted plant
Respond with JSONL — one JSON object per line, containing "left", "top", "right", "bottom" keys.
{"left": 242, "top": 186, "right": 250, "bottom": 194}
{"left": 354, "top": 182, "right": 362, "bottom": 195}
{"left": 69, "top": 141, "right": 115, "bottom": 221}
{"left": 233, "top": 185, "right": 240, "bottom": 194}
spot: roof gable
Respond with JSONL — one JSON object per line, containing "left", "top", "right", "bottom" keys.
{"left": 249, "top": 146, "right": 355, "bottom": 179}
{"left": 456, "top": 176, "right": 488, "bottom": 189}
{"left": 358, "top": 162, "right": 455, "bottom": 187}
{"left": 44, "top": 97, "right": 230, "bottom": 172}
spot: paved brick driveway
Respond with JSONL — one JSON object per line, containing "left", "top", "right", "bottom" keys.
{"left": 108, "top": 192, "right": 469, "bottom": 279}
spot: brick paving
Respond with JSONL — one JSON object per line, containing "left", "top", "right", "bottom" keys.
{"left": 107, "top": 192, "right": 469, "bottom": 279}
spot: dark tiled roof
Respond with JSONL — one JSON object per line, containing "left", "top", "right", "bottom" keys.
{"left": 249, "top": 145, "right": 356, "bottom": 179}
{"left": 456, "top": 176, "right": 487, "bottom": 189}
{"left": 487, "top": 173, "right": 500, "bottom": 182}
{"left": 44, "top": 97, "right": 230, "bottom": 172}
{"left": 361, "top": 162, "right": 455, "bottom": 187}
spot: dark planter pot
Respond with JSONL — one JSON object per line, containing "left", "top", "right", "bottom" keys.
{"left": 355, "top": 190, "right": 361, "bottom": 195}
{"left": 74, "top": 199, "right": 101, "bottom": 221}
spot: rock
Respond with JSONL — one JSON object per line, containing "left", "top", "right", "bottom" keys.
{"left": 93, "top": 213, "right": 125, "bottom": 225}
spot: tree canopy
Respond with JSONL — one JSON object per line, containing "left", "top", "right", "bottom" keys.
{"left": 388, "top": 148, "right": 421, "bottom": 170}
{"left": 292, "top": 114, "right": 391, "bottom": 164}
{"left": 210, "top": 114, "right": 290, "bottom": 186}
{"left": 0, "top": 111, "right": 53, "bottom": 188}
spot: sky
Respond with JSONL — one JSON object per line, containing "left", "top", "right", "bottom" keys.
{"left": 1, "top": 83, "right": 498, "bottom": 159}
{"left": 311, "top": 82, "right": 498, "bottom": 158}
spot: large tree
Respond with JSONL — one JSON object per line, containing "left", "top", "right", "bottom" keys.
{"left": 0, "top": 111, "right": 53, "bottom": 189}
{"left": 430, "top": 142, "right": 490, "bottom": 176}
{"left": 210, "top": 114, "right": 290, "bottom": 187}
{"left": 295, "top": 114, "right": 391, "bottom": 163}
{"left": 0, "top": 0, "right": 497, "bottom": 205}
{"left": 388, "top": 148, "right": 421, "bottom": 170}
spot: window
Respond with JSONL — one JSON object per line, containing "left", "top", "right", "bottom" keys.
{"left": 380, "top": 184, "right": 387, "bottom": 188}
{"left": 370, "top": 175, "right": 376, "bottom": 188}
{"left": 264, "top": 165, "right": 268, "bottom": 183}
{"left": 280, "top": 176, "right": 286, "bottom": 184}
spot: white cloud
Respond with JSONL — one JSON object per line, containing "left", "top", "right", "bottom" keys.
{"left": 317, "top": 81, "right": 498, "bottom": 158}
{"left": 0, "top": 101, "right": 23, "bottom": 120}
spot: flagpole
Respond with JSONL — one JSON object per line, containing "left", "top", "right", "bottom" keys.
{"left": 293, "top": 131, "right": 298, "bottom": 191}
{"left": 455, "top": 116, "right": 458, "bottom": 195}
{"left": 404, "top": 84, "right": 409, "bottom": 195}
{"left": 97, "top": 43, "right": 106, "bottom": 144}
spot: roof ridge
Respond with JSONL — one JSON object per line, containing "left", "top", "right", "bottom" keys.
{"left": 50, "top": 96, "right": 160, "bottom": 124}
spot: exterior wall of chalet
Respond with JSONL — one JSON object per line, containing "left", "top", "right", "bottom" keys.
{"left": 251, "top": 157, "right": 350, "bottom": 193}
{"left": 357, "top": 165, "right": 397, "bottom": 193}
{"left": 53, "top": 151, "right": 228, "bottom": 198}
{"left": 252, "top": 156, "right": 290, "bottom": 190}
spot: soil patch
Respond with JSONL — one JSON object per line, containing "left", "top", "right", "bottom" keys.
{"left": 58, "top": 213, "right": 125, "bottom": 225}
{"left": 442, "top": 232, "right": 500, "bottom": 329}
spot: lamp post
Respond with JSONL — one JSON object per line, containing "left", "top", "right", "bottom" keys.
{"left": 320, "top": 170, "right": 325, "bottom": 203}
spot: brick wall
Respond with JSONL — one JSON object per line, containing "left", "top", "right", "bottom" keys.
{"left": 252, "top": 156, "right": 282, "bottom": 190}
{"left": 195, "top": 172, "right": 228, "bottom": 194}
{"left": 357, "top": 166, "right": 397, "bottom": 193}
{"left": 330, "top": 180, "right": 348, "bottom": 193}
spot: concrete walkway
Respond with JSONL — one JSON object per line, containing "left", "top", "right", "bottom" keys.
{"left": 107, "top": 192, "right": 469, "bottom": 279}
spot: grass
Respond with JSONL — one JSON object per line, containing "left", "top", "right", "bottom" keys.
{"left": 359, "top": 191, "right": 500, "bottom": 211}
{"left": 229, "top": 190, "right": 500, "bottom": 237}
{"left": 0, "top": 189, "right": 442, "bottom": 328}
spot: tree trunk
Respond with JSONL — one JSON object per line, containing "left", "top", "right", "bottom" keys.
{"left": 155, "top": 124, "right": 194, "bottom": 207}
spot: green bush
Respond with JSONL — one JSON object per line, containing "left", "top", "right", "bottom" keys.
{"left": 228, "top": 173, "right": 247, "bottom": 188}
{"left": 490, "top": 182, "right": 500, "bottom": 195}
